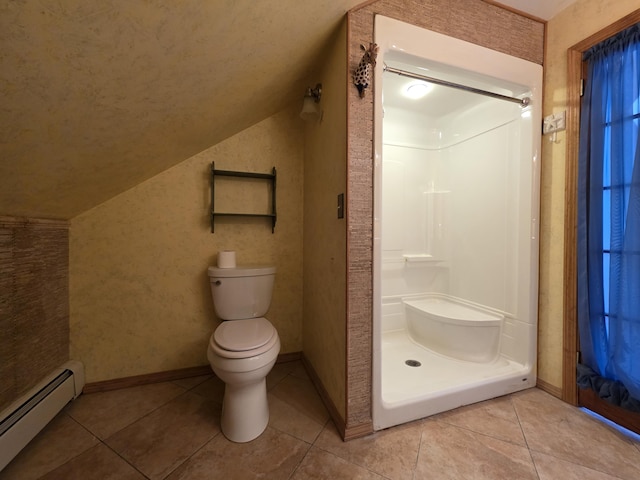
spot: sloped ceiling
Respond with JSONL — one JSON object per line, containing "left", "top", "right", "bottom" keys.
{"left": 0, "top": 0, "right": 363, "bottom": 219}
{"left": 0, "top": 0, "right": 572, "bottom": 220}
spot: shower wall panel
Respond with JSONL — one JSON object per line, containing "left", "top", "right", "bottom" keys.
{"left": 447, "top": 125, "right": 512, "bottom": 310}
{"left": 382, "top": 96, "right": 524, "bottom": 313}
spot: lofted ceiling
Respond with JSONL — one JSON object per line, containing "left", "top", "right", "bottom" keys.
{"left": 0, "top": 0, "right": 574, "bottom": 220}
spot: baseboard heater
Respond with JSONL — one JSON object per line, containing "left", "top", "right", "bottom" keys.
{"left": 0, "top": 361, "right": 85, "bottom": 471}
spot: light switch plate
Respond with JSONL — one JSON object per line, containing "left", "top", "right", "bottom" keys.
{"left": 543, "top": 111, "right": 566, "bottom": 134}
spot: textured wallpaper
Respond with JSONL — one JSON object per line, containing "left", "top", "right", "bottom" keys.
{"left": 70, "top": 106, "right": 304, "bottom": 383}
{"left": 0, "top": 217, "right": 69, "bottom": 412}
{"left": 0, "top": 0, "right": 362, "bottom": 220}
{"left": 302, "top": 20, "right": 348, "bottom": 420}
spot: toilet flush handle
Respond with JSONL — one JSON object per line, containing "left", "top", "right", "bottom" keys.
{"left": 214, "top": 280, "right": 222, "bottom": 286}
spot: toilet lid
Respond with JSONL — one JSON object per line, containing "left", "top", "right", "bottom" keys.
{"left": 214, "top": 317, "right": 275, "bottom": 352}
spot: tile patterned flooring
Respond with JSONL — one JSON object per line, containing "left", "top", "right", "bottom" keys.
{"left": 2, "top": 360, "right": 639, "bottom": 480}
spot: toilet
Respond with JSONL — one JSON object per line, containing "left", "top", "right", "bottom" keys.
{"left": 206, "top": 265, "right": 280, "bottom": 443}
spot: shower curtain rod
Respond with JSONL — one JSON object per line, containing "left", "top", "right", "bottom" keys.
{"left": 383, "top": 65, "right": 531, "bottom": 107}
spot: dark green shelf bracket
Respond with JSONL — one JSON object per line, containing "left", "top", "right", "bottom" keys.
{"left": 210, "top": 162, "right": 277, "bottom": 233}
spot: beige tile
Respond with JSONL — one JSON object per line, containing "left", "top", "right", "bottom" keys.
{"left": 189, "top": 375, "right": 225, "bottom": 404}
{"left": 415, "top": 420, "right": 538, "bottom": 480}
{"left": 434, "top": 394, "right": 526, "bottom": 445}
{"left": 66, "top": 382, "right": 185, "bottom": 439}
{"left": 628, "top": 429, "right": 640, "bottom": 451}
{"left": 315, "top": 420, "right": 422, "bottom": 480}
{"left": 291, "top": 446, "right": 386, "bottom": 479}
{"left": 0, "top": 412, "right": 99, "bottom": 480}
{"left": 532, "top": 451, "right": 624, "bottom": 480}
{"left": 269, "top": 374, "right": 329, "bottom": 426}
{"left": 165, "top": 426, "right": 309, "bottom": 480}
{"left": 39, "top": 443, "right": 145, "bottom": 480}
{"left": 106, "top": 391, "right": 221, "bottom": 480}
{"left": 172, "top": 374, "right": 213, "bottom": 390}
{"left": 266, "top": 360, "right": 299, "bottom": 390}
{"left": 288, "top": 361, "right": 310, "bottom": 380}
{"left": 267, "top": 392, "right": 326, "bottom": 443}
{"left": 16, "top": 374, "right": 640, "bottom": 480}
{"left": 513, "top": 388, "right": 640, "bottom": 479}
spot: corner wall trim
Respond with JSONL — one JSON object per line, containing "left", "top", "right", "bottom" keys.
{"left": 536, "top": 378, "right": 562, "bottom": 399}
{"left": 301, "top": 354, "right": 346, "bottom": 439}
{"left": 83, "top": 365, "right": 214, "bottom": 394}
{"left": 343, "top": 421, "right": 374, "bottom": 441}
{"left": 300, "top": 354, "right": 374, "bottom": 441}
{"left": 83, "top": 352, "right": 302, "bottom": 394}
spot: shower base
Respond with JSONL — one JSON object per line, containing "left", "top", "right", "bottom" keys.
{"left": 380, "top": 329, "right": 532, "bottom": 423}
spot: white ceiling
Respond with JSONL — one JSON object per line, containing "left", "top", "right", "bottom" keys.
{"left": 493, "top": 0, "right": 577, "bottom": 20}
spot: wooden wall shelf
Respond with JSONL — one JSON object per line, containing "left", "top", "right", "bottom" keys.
{"left": 210, "top": 162, "right": 276, "bottom": 233}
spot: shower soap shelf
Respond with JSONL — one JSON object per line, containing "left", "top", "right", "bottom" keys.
{"left": 210, "top": 162, "right": 276, "bottom": 233}
{"left": 403, "top": 254, "right": 439, "bottom": 263}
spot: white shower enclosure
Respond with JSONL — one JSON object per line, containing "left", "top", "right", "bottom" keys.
{"left": 373, "top": 16, "right": 542, "bottom": 430}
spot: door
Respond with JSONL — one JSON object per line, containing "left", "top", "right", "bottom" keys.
{"left": 563, "top": 11, "right": 640, "bottom": 433}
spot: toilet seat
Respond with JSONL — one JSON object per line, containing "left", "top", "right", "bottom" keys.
{"left": 211, "top": 318, "right": 278, "bottom": 359}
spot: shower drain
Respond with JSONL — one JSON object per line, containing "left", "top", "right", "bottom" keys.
{"left": 405, "top": 359, "right": 422, "bottom": 367}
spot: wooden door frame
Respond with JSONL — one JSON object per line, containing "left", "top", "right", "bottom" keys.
{"left": 562, "top": 9, "right": 640, "bottom": 409}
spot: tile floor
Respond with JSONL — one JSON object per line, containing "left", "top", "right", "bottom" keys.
{"left": 1, "top": 360, "right": 639, "bottom": 480}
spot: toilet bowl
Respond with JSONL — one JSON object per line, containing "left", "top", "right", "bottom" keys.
{"left": 206, "top": 265, "right": 280, "bottom": 443}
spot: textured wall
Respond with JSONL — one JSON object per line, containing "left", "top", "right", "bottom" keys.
{"left": 0, "top": 0, "right": 362, "bottom": 220}
{"left": 303, "top": 20, "right": 348, "bottom": 421}
{"left": 0, "top": 217, "right": 69, "bottom": 412}
{"left": 538, "top": 0, "right": 640, "bottom": 390}
{"left": 346, "top": 0, "right": 544, "bottom": 431}
{"left": 70, "top": 106, "right": 304, "bottom": 383}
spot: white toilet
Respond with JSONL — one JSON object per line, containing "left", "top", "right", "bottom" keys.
{"left": 206, "top": 265, "right": 280, "bottom": 443}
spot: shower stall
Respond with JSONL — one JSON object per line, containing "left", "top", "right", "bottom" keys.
{"left": 373, "top": 16, "right": 543, "bottom": 430}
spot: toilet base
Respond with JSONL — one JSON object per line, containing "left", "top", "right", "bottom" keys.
{"left": 220, "top": 377, "right": 269, "bottom": 443}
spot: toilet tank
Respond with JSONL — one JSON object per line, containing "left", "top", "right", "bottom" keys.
{"left": 207, "top": 265, "right": 276, "bottom": 320}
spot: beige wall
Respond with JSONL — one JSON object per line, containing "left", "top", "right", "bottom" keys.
{"left": 70, "top": 106, "right": 304, "bottom": 383}
{"left": 303, "top": 20, "right": 348, "bottom": 420}
{"left": 538, "top": 0, "right": 639, "bottom": 390}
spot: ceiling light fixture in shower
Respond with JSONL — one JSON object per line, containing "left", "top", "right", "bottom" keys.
{"left": 404, "top": 81, "right": 432, "bottom": 99}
